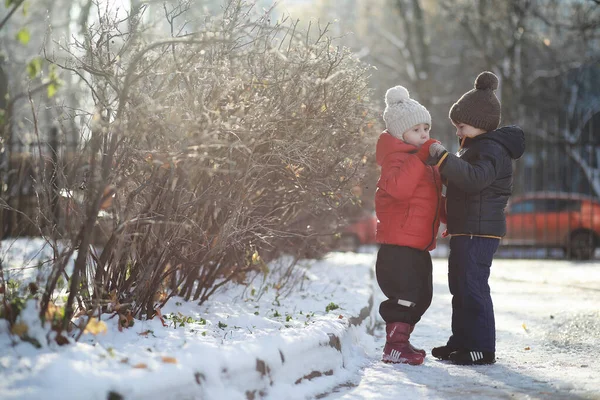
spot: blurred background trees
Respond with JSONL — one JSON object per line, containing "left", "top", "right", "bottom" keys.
{"left": 290, "top": 0, "right": 600, "bottom": 195}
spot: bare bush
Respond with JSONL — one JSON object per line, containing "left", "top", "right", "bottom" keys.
{"left": 37, "top": 0, "right": 376, "bottom": 334}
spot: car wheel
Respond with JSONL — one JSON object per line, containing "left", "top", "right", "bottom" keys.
{"left": 568, "top": 231, "right": 597, "bottom": 261}
{"left": 336, "top": 234, "right": 360, "bottom": 252}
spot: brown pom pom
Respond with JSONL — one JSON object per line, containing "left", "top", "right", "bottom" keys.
{"left": 474, "top": 71, "right": 499, "bottom": 91}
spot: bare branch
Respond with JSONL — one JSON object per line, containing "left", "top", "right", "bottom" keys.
{"left": 0, "top": 0, "right": 25, "bottom": 31}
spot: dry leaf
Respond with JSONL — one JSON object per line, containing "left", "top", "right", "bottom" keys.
{"left": 109, "top": 289, "right": 119, "bottom": 311}
{"left": 524, "top": 346, "right": 531, "bottom": 351}
{"left": 161, "top": 356, "right": 177, "bottom": 364}
{"left": 99, "top": 185, "right": 116, "bottom": 210}
{"left": 133, "top": 363, "right": 148, "bottom": 369}
{"left": 155, "top": 291, "right": 168, "bottom": 303}
{"left": 84, "top": 318, "right": 108, "bottom": 335}
{"left": 118, "top": 310, "right": 135, "bottom": 331}
{"left": 55, "top": 333, "right": 70, "bottom": 346}
{"left": 154, "top": 308, "right": 168, "bottom": 327}
{"left": 45, "top": 302, "right": 64, "bottom": 322}
{"left": 286, "top": 164, "right": 304, "bottom": 178}
{"left": 210, "top": 234, "right": 220, "bottom": 249}
{"left": 11, "top": 322, "right": 28, "bottom": 337}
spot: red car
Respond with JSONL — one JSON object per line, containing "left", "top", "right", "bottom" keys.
{"left": 336, "top": 212, "right": 377, "bottom": 251}
{"left": 504, "top": 192, "right": 600, "bottom": 260}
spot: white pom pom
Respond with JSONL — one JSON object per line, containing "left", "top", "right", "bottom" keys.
{"left": 385, "top": 86, "right": 410, "bottom": 106}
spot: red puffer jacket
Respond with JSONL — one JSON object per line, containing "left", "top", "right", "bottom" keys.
{"left": 375, "top": 132, "right": 445, "bottom": 251}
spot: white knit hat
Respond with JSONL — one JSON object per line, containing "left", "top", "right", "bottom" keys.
{"left": 383, "top": 86, "right": 431, "bottom": 140}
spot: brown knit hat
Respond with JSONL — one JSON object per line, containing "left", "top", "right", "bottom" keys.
{"left": 449, "top": 71, "right": 501, "bottom": 132}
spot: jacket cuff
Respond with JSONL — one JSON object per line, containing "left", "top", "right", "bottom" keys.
{"left": 436, "top": 151, "right": 449, "bottom": 168}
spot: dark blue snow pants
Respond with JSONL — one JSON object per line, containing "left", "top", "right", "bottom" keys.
{"left": 446, "top": 236, "right": 500, "bottom": 353}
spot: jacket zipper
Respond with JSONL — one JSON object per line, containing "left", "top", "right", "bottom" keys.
{"left": 423, "top": 167, "right": 440, "bottom": 251}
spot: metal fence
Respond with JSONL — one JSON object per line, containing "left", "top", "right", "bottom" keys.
{"left": 427, "top": 122, "right": 600, "bottom": 261}
{"left": 497, "top": 128, "right": 600, "bottom": 260}
{"left": 2, "top": 125, "right": 600, "bottom": 260}
{"left": 0, "top": 127, "right": 78, "bottom": 239}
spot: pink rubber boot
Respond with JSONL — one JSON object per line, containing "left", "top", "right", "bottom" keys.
{"left": 409, "top": 325, "right": 426, "bottom": 356}
{"left": 382, "top": 322, "right": 425, "bottom": 365}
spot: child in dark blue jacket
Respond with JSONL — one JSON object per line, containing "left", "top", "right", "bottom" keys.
{"left": 419, "top": 71, "right": 525, "bottom": 365}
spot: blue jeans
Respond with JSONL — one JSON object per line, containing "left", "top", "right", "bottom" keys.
{"left": 446, "top": 236, "right": 500, "bottom": 352}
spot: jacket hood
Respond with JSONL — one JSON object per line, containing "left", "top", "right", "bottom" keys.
{"left": 463, "top": 125, "right": 525, "bottom": 160}
{"left": 376, "top": 131, "right": 418, "bottom": 166}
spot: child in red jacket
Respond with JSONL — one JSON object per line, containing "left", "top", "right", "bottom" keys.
{"left": 375, "top": 85, "right": 445, "bottom": 365}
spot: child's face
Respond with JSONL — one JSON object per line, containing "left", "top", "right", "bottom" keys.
{"left": 401, "top": 123, "right": 431, "bottom": 147}
{"left": 452, "top": 121, "right": 486, "bottom": 139}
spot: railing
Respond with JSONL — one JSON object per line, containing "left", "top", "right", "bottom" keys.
{"left": 434, "top": 130, "right": 600, "bottom": 260}
{"left": 2, "top": 129, "right": 600, "bottom": 260}
{"left": 1, "top": 127, "right": 78, "bottom": 239}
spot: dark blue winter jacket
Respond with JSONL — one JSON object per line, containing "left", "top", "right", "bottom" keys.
{"left": 440, "top": 126, "right": 525, "bottom": 237}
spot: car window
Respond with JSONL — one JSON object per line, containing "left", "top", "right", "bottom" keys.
{"left": 509, "top": 200, "right": 535, "bottom": 214}
{"left": 509, "top": 198, "right": 581, "bottom": 213}
{"left": 564, "top": 199, "right": 581, "bottom": 211}
{"left": 544, "top": 199, "right": 581, "bottom": 212}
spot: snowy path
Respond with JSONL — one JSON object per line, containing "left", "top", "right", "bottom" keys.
{"left": 324, "top": 258, "right": 600, "bottom": 400}
{"left": 2, "top": 238, "right": 600, "bottom": 399}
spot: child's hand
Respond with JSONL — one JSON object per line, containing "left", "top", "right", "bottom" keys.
{"left": 426, "top": 142, "right": 449, "bottom": 165}
{"left": 415, "top": 139, "right": 440, "bottom": 162}
{"left": 429, "top": 142, "right": 447, "bottom": 159}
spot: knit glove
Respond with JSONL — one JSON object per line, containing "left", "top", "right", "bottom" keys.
{"left": 415, "top": 139, "right": 440, "bottom": 162}
{"left": 426, "top": 142, "right": 448, "bottom": 165}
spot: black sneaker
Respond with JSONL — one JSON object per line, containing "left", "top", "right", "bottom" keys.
{"left": 449, "top": 350, "right": 496, "bottom": 365}
{"left": 431, "top": 345, "right": 460, "bottom": 360}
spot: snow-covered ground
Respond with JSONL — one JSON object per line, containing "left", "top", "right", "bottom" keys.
{"left": 1, "top": 238, "right": 600, "bottom": 399}
{"left": 330, "top": 257, "right": 600, "bottom": 400}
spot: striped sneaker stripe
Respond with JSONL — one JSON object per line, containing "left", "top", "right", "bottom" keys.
{"left": 470, "top": 351, "right": 483, "bottom": 361}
